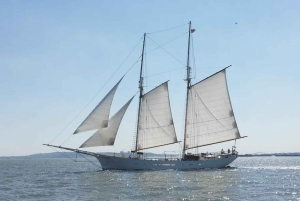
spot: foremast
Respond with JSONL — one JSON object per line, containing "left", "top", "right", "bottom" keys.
{"left": 135, "top": 33, "right": 146, "bottom": 152}
{"left": 182, "top": 21, "right": 192, "bottom": 157}
{"left": 134, "top": 32, "right": 178, "bottom": 152}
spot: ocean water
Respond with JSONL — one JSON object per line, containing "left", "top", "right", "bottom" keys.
{"left": 0, "top": 157, "right": 300, "bottom": 201}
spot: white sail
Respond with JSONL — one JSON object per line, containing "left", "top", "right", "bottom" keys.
{"left": 137, "top": 82, "right": 177, "bottom": 151}
{"left": 185, "top": 69, "right": 240, "bottom": 149}
{"left": 74, "top": 78, "right": 123, "bottom": 134}
{"left": 80, "top": 96, "right": 134, "bottom": 148}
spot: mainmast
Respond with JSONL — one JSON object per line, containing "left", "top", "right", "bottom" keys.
{"left": 182, "top": 21, "right": 192, "bottom": 156}
{"left": 135, "top": 33, "right": 146, "bottom": 152}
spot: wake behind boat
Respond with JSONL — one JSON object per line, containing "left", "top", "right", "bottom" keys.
{"left": 44, "top": 21, "right": 247, "bottom": 170}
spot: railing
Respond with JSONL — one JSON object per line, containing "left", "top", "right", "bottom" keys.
{"left": 201, "top": 150, "right": 238, "bottom": 158}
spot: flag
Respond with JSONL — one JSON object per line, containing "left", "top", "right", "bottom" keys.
{"left": 191, "top": 29, "right": 196, "bottom": 33}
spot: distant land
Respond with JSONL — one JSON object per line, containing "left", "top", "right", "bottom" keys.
{"left": 1, "top": 152, "right": 300, "bottom": 159}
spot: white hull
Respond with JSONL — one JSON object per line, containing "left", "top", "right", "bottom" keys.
{"left": 95, "top": 154, "right": 238, "bottom": 170}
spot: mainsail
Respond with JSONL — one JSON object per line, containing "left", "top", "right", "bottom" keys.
{"left": 185, "top": 69, "right": 241, "bottom": 149}
{"left": 136, "top": 81, "right": 177, "bottom": 151}
{"left": 73, "top": 78, "right": 123, "bottom": 134}
{"left": 80, "top": 96, "right": 134, "bottom": 148}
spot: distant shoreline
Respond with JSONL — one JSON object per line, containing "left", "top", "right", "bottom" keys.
{"left": 1, "top": 152, "right": 300, "bottom": 159}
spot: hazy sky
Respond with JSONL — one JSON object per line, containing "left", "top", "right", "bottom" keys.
{"left": 1, "top": 1, "right": 299, "bottom": 156}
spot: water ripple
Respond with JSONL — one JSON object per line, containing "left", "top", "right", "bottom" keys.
{"left": 0, "top": 157, "right": 300, "bottom": 200}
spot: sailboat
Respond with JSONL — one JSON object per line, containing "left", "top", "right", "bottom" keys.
{"left": 44, "top": 21, "right": 247, "bottom": 170}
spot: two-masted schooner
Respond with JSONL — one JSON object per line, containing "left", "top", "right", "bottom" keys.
{"left": 44, "top": 22, "right": 246, "bottom": 170}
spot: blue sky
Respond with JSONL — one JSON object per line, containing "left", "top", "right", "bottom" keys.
{"left": 0, "top": 1, "right": 299, "bottom": 156}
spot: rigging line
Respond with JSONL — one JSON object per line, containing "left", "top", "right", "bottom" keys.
{"left": 145, "top": 32, "right": 188, "bottom": 55}
{"left": 191, "top": 34, "right": 197, "bottom": 79}
{"left": 78, "top": 153, "right": 102, "bottom": 168}
{"left": 60, "top": 133, "right": 73, "bottom": 146}
{"left": 124, "top": 60, "right": 139, "bottom": 75}
{"left": 49, "top": 146, "right": 76, "bottom": 162}
{"left": 51, "top": 145, "right": 100, "bottom": 167}
{"left": 147, "top": 36, "right": 186, "bottom": 67}
{"left": 147, "top": 23, "right": 188, "bottom": 34}
{"left": 144, "top": 38, "right": 148, "bottom": 93}
{"left": 144, "top": 67, "right": 185, "bottom": 78}
{"left": 59, "top": 147, "right": 77, "bottom": 160}
{"left": 48, "top": 37, "right": 143, "bottom": 145}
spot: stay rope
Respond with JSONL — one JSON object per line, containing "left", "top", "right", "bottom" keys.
{"left": 49, "top": 146, "right": 102, "bottom": 168}
{"left": 147, "top": 36, "right": 186, "bottom": 67}
{"left": 147, "top": 23, "right": 188, "bottom": 34}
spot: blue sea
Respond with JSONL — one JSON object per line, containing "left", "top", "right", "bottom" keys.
{"left": 0, "top": 157, "right": 299, "bottom": 200}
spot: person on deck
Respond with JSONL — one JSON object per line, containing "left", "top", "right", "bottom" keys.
{"left": 228, "top": 148, "right": 231, "bottom": 154}
{"left": 221, "top": 149, "right": 224, "bottom": 154}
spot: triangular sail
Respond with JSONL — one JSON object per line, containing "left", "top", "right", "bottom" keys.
{"left": 74, "top": 78, "right": 123, "bottom": 134}
{"left": 137, "top": 82, "right": 177, "bottom": 151}
{"left": 185, "top": 69, "right": 241, "bottom": 149}
{"left": 80, "top": 96, "right": 134, "bottom": 148}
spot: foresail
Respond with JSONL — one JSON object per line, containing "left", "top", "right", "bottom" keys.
{"left": 137, "top": 82, "right": 177, "bottom": 151}
{"left": 80, "top": 96, "right": 134, "bottom": 148}
{"left": 185, "top": 69, "right": 240, "bottom": 149}
{"left": 74, "top": 77, "right": 123, "bottom": 134}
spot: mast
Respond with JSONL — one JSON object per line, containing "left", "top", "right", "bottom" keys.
{"left": 135, "top": 33, "right": 146, "bottom": 152}
{"left": 182, "top": 21, "right": 192, "bottom": 156}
